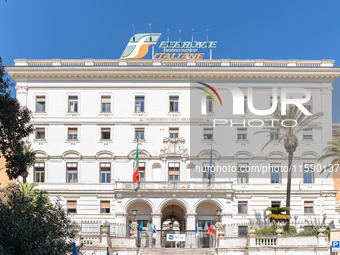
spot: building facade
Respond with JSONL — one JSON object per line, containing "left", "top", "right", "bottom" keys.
{"left": 5, "top": 58, "right": 340, "bottom": 241}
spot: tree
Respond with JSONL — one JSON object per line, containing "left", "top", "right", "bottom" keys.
{"left": 256, "top": 105, "right": 322, "bottom": 231}
{"left": 0, "top": 56, "right": 35, "bottom": 181}
{"left": 18, "top": 181, "right": 40, "bottom": 196}
{"left": 319, "top": 138, "right": 340, "bottom": 175}
{"left": 265, "top": 206, "right": 291, "bottom": 223}
{"left": 0, "top": 183, "right": 76, "bottom": 254}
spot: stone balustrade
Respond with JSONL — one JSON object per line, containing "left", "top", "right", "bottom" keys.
{"left": 13, "top": 58, "right": 335, "bottom": 67}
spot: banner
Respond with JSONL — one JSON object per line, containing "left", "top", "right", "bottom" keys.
{"left": 166, "top": 234, "right": 185, "bottom": 242}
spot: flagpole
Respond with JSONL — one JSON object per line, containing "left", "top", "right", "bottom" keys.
{"left": 138, "top": 138, "right": 140, "bottom": 190}
{"left": 208, "top": 140, "right": 212, "bottom": 188}
{"left": 134, "top": 138, "right": 140, "bottom": 192}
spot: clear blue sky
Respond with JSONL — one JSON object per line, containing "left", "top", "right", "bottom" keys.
{"left": 1, "top": 0, "right": 340, "bottom": 121}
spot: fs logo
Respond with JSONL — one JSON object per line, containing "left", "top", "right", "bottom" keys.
{"left": 198, "top": 83, "right": 312, "bottom": 116}
{"left": 121, "top": 33, "right": 161, "bottom": 59}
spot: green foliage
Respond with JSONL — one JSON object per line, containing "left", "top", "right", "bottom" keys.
{"left": 0, "top": 183, "right": 76, "bottom": 254}
{"left": 323, "top": 229, "right": 330, "bottom": 236}
{"left": 255, "top": 226, "right": 276, "bottom": 236}
{"left": 296, "top": 228, "right": 318, "bottom": 236}
{"left": 319, "top": 138, "right": 340, "bottom": 175}
{"left": 0, "top": 57, "right": 35, "bottom": 180}
{"left": 265, "top": 207, "right": 291, "bottom": 223}
{"left": 255, "top": 225, "right": 321, "bottom": 236}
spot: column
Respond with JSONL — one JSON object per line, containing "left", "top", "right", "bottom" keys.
{"left": 185, "top": 213, "right": 197, "bottom": 248}
{"left": 152, "top": 212, "right": 162, "bottom": 247}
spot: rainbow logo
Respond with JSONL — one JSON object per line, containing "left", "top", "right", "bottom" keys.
{"left": 197, "top": 82, "right": 222, "bottom": 106}
{"left": 121, "top": 33, "right": 161, "bottom": 59}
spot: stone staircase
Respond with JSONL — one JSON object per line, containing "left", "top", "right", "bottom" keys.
{"left": 139, "top": 248, "right": 216, "bottom": 255}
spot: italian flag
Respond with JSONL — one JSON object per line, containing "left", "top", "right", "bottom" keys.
{"left": 133, "top": 143, "right": 139, "bottom": 183}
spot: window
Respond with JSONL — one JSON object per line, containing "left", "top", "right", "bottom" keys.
{"left": 101, "top": 96, "right": 111, "bottom": 113}
{"left": 34, "top": 163, "right": 45, "bottom": 183}
{"left": 203, "top": 128, "right": 213, "bottom": 140}
{"left": 135, "top": 96, "right": 145, "bottom": 112}
{"left": 169, "top": 162, "right": 180, "bottom": 182}
{"left": 270, "top": 164, "right": 281, "bottom": 183}
{"left": 67, "top": 200, "right": 77, "bottom": 214}
{"left": 100, "top": 201, "right": 110, "bottom": 214}
{"left": 100, "top": 163, "right": 111, "bottom": 183}
{"left": 206, "top": 96, "right": 214, "bottom": 113}
{"left": 303, "top": 97, "right": 312, "bottom": 112}
{"left": 68, "top": 128, "right": 78, "bottom": 140}
{"left": 139, "top": 162, "right": 145, "bottom": 181}
{"left": 67, "top": 163, "right": 78, "bottom": 183}
{"left": 203, "top": 162, "right": 214, "bottom": 182}
{"left": 238, "top": 226, "right": 248, "bottom": 237}
{"left": 270, "top": 132, "right": 279, "bottom": 140}
{"left": 303, "top": 129, "right": 313, "bottom": 140}
{"left": 244, "top": 96, "right": 247, "bottom": 113}
{"left": 36, "top": 96, "right": 46, "bottom": 113}
{"left": 271, "top": 201, "right": 281, "bottom": 208}
{"left": 68, "top": 96, "right": 78, "bottom": 112}
{"left": 304, "top": 201, "right": 314, "bottom": 214}
{"left": 135, "top": 128, "right": 145, "bottom": 140}
{"left": 35, "top": 128, "right": 46, "bottom": 140}
{"left": 303, "top": 163, "right": 314, "bottom": 184}
{"left": 237, "top": 128, "right": 247, "bottom": 140}
{"left": 237, "top": 163, "right": 248, "bottom": 183}
{"left": 169, "top": 96, "right": 179, "bottom": 112}
{"left": 101, "top": 128, "right": 111, "bottom": 140}
{"left": 238, "top": 201, "right": 247, "bottom": 214}
{"left": 169, "top": 128, "right": 179, "bottom": 138}
{"left": 270, "top": 96, "right": 280, "bottom": 110}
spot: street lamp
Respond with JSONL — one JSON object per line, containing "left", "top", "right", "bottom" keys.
{"left": 216, "top": 209, "right": 222, "bottom": 223}
{"left": 132, "top": 209, "right": 138, "bottom": 221}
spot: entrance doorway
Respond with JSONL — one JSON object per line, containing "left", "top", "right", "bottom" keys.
{"left": 161, "top": 203, "right": 186, "bottom": 248}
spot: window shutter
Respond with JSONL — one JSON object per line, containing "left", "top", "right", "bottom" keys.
{"left": 304, "top": 201, "right": 313, "bottom": 207}
{"left": 101, "top": 201, "right": 110, "bottom": 209}
{"left": 67, "top": 200, "right": 77, "bottom": 208}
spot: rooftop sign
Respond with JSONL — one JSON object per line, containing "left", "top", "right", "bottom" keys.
{"left": 121, "top": 32, "right": 217, "bottom": 60}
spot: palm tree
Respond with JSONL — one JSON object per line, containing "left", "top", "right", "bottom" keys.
{"left": 265, "top": 206, "right": 291, "bottom": 223}
{"left": 256, "top": 105, "right": 323, "bottom": 231}
{"left": 319, "top": 138, "right": 340, "bottom": 175}
{"left": 19, "top": 144, "right": 36, "bottom": 183}
{"left": 18, "top": 181, "right": 40, "bottom": 197}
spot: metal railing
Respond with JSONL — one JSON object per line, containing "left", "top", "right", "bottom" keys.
{"left": 78, "top": 220, "right": 127, "bottom": 237}
{"left": 137, "top": 229, "right": 215, "bottom": 249}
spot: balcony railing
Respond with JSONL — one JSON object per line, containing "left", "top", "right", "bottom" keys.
{"left": 14, "top": 59, "right": 335, "bottom": 67}
{"left": 114, "top": 181, "right": 233, "bottom": 191}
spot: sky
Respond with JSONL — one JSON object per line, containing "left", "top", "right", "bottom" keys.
{"left": 1, "top": 0, "right": 340, "bottom": 121}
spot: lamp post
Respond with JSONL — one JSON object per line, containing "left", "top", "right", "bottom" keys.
{"left": 130, "top": 209, "right": 139, "bottom": 237}
{"left": 216, "top": 209, "right": 222, "bottom": 223}
{"left": 132, "top": 209, "right": 138, "bottom": 222}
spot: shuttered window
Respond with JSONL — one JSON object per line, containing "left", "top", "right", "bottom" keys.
{"left": 304, "top": 201, "right": 314, "bottom": 214}
{"left": 100, "top": 201, "right": 110, "bottom": 214}
{"left": 67, "top": 200, "right": 77, "bottom": 214}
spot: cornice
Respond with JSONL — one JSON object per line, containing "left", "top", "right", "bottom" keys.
{"left": 5, "top": 65, "right": 340, "bottom": 82}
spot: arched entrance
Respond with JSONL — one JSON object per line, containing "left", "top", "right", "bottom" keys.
{"left": 126, "top": 200, "right": 153, "bottom": 247}
{"left": 160, "top": 201, "right": 187, "bottom": 248}
{"left": 196, "top": 200, "right": 222, "bottom": 248}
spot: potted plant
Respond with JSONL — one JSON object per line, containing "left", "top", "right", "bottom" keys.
{"left": 249, "top": 221, "right": 256, "bottom": 235}
{"left": 275, "top": 223, "right": 283, "bottom": 235}
{"left": 101, "top": 224, "right": 109, "bottom": 234}
{"left": 218, "top": 224, "right": 225, "bottom": 236}
{"left": 317, "top": 224, "right": 326, "bottom": 235}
